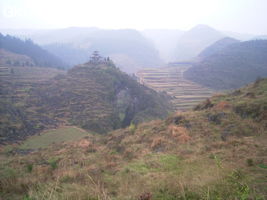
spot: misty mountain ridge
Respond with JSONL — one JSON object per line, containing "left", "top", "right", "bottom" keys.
{"left": 198, "top": 37, "right": 240, "bottom": 58}
{"left": 1, "top": 24, "right": 262, "bottom": 72}
{"left": 172, "top": 24, "right": 225, "bottom": 61}
{"left": 184, "top": 39, "right": 267, "bottom": 90}
{"left": 0, "top": 33, "right": 66, "bottom": 69}
{"left": 1, "top": 28, "right": 162, "bottom": 72}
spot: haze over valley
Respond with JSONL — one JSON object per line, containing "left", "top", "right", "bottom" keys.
{"left": 0, "top": 0, "right": 267, "bottom": 199}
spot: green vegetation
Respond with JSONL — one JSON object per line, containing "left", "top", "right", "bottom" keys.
{"left": 0, "top": 65, "right": 65, "bottom": 144}
{"left": 199, "top": 37, "right": 239, "bottom": 58}
{"left": 20, "top": 127, "right": 89, "bottom": 150}
{"left": 26, "top": 163, "right": 33, "bottom": 173}
{"left": 185, "top": 40, "right": 267, "bottom": 90}
{"left": 0, "top": 59, "right": 172, "bottom": 143}
{"left": 0, "top": 33, "right": 66, "bottom": 68}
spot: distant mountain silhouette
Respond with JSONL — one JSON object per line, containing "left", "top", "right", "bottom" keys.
{"left": 42, "top": 43, "right": 88, "bottom": 68}
{"left": 252, "top": 35, "right": 267, "bottom": 40}
{"left": 221, "top": 31, "right": 255, "bottom": 41}
{"left": 184, "top": 40, "right": 267, "bottom": 90}
{"left": 8, "top": 28, "right": 162, "bottom": 72}
{"left": 0, "top": 33, "right": 66, "bottom": 68}
{"left": 173, "top": 25, "right": 225, "bottom": 61}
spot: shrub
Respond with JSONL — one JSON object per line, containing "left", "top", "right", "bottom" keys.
{"left": 48, "top": 159, "right": 58, "bottom": 170}
{"left": 23, "top": 195, "right": 33, "bottom": 200}
{"left": 138, "top": 192, "right": 152, "bottom": 200}
{"left": 246, "top": 158, "right": 254, "bottom": 166}
{"left": 26, "top": 163, "right": 33, "bottom": 173}
{"left": 129, "top": 123, "right": 136, "bottom": 134}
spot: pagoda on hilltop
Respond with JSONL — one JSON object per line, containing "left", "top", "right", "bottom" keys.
{"left": 89, "top": 51, "right": 111, "bottom": 65}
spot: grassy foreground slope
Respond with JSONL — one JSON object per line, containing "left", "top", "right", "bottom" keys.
{"left": 0, "top": 79, "right": 266, "bottom": 200}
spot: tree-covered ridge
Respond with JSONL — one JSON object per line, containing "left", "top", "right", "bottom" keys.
{"left": 198, "top": 37, "right": 240, "bottom": 58}
{"left": 0, "top": 33, "right": 66, "bottom": 68}
{"left": 184, "top": 40, "right": 267, "bottom": 90}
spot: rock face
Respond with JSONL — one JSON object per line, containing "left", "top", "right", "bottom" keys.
{"left": 0, "top": 60, "right": 172, "bottom": 143}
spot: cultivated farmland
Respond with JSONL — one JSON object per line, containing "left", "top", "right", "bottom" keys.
{"left": 136, "top": 65, "right": 214, "bottom": 110}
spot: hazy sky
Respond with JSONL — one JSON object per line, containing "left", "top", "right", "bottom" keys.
{"left": 1, "top": 0, "right": 267, "bottom": 34}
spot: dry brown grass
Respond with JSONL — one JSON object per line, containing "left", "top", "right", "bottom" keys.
{"left": 168, "top": 125, "right": 191, "bottom": 143}
{"left": 1, "top": 80, "right": 267, "bottom": 199}
{"left": 214, "top": 101, "right": 232, "bottom": 110}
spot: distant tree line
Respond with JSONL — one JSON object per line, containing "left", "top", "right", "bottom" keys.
{"left": 5, "top": 59, "right": 34, "bottom": 67}
{"left": 0, "top": 33, "right": 66, "bottom": 69}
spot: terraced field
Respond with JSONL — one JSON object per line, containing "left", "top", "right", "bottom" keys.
{"left": 0, "top": 66, "right": 65, "bottom": 103}
{"left": 0, "top": 65, "right": 66, "bottom": 143}
{"left": 136, "top": 66, "right": 214, "bottom": 110}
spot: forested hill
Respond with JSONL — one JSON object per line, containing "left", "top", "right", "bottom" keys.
{"left": 184, "top": 40, "right": 267, "bottom": 90}
{"left": 198, "top": 37, "right": 240, "bottom": 58}
{"left": 0, "top": 33, "right": 66, "bottom": 69}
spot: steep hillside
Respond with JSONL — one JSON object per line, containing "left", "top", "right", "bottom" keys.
{"left": 198, "top": 37, "right": 240, "bottom": 58}
{"left": 184, "top": 40, "right": 267, "bottom": 90}
{"left": 0, "top": 64, "right": 65, "bottom": 144}
{"left": 0, "top": 58, "right": 172, "bottom": 143}
{"left": 1, "top": 78, "right": 266, "bottom": 200}
{"left": 0, "top": 33, "right": 66, "bottom": 68}
{"left": 173, "top": 25, "right": 225, "bottom": 61}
